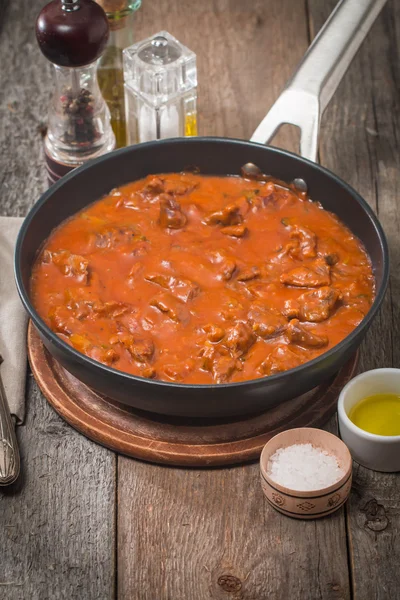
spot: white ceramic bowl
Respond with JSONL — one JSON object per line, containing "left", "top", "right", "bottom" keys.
{"left": 338, "top": 368, "right": 400, "bottom": 472}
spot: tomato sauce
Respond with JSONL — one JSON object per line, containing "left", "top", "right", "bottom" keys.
{"left": 30, "top": 172, "right": 375, "bottom": 384}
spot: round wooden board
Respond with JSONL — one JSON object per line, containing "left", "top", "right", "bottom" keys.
{"left": 27, "top": 322, "right": 358, "bottom": 467}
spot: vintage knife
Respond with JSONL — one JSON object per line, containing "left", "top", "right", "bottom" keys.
{"left": 0, "top": 354, "right": 20, "bottom": 485}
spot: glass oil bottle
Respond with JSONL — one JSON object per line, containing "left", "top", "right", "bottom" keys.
{"left": 96, "top": 0, "right": 142, "bottom": 147}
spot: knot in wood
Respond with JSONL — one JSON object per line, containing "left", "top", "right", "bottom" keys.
{"left": 361, "top": 498, "right": 388, "bottom": 532}
{"left": 217, "top": 574, "right": 242, "bottom": 593}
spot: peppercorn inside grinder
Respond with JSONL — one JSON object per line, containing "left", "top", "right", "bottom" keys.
{"left": 36, "top": 0, "right": 116, "bottom": 185}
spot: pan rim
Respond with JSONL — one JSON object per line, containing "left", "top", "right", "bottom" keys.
{"left": 14, "top": 137, "right": 390, "bottom": 391}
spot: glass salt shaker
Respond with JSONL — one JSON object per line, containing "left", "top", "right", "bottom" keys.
{"left": 123, "top": 31, "right": 198, "bottom": 144}
{"left": 36, "top": 0, "right": 116, "bottom": 185}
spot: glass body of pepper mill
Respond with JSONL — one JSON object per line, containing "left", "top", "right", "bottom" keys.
{"left": 123, "top": 31, "right": 198, "bottom": 145}
{"left": 95, "top": 0, "right": 142, "bottom": 148}
{"left": 36, "top": 0, "right": 116, "bottom": 185}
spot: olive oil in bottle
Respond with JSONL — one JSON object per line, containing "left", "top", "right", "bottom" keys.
{"left": 95, "top": 0, "right": 141, "bottom": 148}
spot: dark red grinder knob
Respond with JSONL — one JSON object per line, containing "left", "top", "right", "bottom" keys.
{"left": 36, "top": 0, "right": 109, "bottom": 68}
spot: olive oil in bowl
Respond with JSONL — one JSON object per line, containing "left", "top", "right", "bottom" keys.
{"left": 349, "top": 393, "right": 400, "bottom": 436}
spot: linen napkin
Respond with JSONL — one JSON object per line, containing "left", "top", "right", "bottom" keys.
{"left": 0, "top": 216, "right": 28, "bottom": 424}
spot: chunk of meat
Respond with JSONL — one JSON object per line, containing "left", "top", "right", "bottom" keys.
{"left": 341, "top": 279, "right": 373, "bottom": 303}
{"left": 131, "top": 240, "right": 150, "bottom": 258}
{"left": 69, "top": 333, "right": 91, "bottom": 351}
{"left": 290, "top": 225, "right": 317, "bottom": 258}
{"left": 145, "top": 273, "right": 199, "bottom": 303}
{"left": 236, "top": 266, "right": 261, "bottom": 282}
{"left": 317, "top": 237, "right": 347, "bottom": 265}
{"left": 69, "top": 333, "right": 120, "bottom": 366}
{"left": 204, "top": 203, "right": 241, "bottom": 226}
{"left": 170, "top": 277, "right": 199, "bottom": 302}
{"left": 45, "top": 250, "right": 89, "bottom": 284}
{"left": 88, "top": 346, "right": 119, "bottom": 366}
{"left": 158, "top": 195, "right": 187, "bottom": 229}
{"left": 142, "top": 176, "right": 165, "bottom": 196}
{"left": 69, "top": 302, "right": 90, "bottom": 320}
{"left": 339, "top": 280, "right": 374, "bottom": 315}
{"left": 234, "top": 196, "right": 252, "bottom": 219}
{"left": 198, "top": 345, "right": 217, "bottom": 371}
{"left": 150, "top": 293, "right": 189, "bottom": 323}
{"left": 163, "top": 359, "right": 196, "bottom": 382}
{"left": 145, "top": 273, "right": 170, "bottom": 288}
{"left": 273, "top": 239, "right": 300, "bottom": 260}
{"left": 94, "top": 226, "right": 136, "bottom": 249}
{"left": 66, "top": 297, "right": 129, "bottom": 321}
{"left": 166, "top": 275, "right": 197, "bottom": 302}
{"left": 111, "top": 331, "right": 154, "bottom": 363}
{"left": 129, "top": 338, "right": 154, "bottom": 362}
{"left": 239, "top": 280, "right": 280, "bottom": 301}
{"left": 219, "top": 258, "right": 236, "bottom": 281}
{"left": 209, "top": 251, "right": 237, "bottom": 281}
{"left": 224, "top": 322, "right": 255, "bottom": 355}
{"left": 221, "top": 225, "right": 248, "bottom": 238}
{"left": 260, "top": 345, "right": 304, "bottom": 375}
{"left": 283, "top": 287, "right": 341, "bottom": 322}
{"left": 164, "top": 179, "right": 196, "bottom": 196}
{"left": 286, "top": 319, "right": 328, "bottom": 348}
{"left": 248, "top": 305, "right": 287, "bottom": 339}
{"left": 198, "top": 345, "right": 240, "bottom": 382}
{"left": 280, "top": 258, "right": 330, "bottom": 288}
{"left": 275, "top": 190, "right": 299, "bottom": 209}
{"left": 141, "top": 365, "right": 156, "bottom": 379}
{"left": 212, "top": 355, "right": 241, "bottom": 383}
{"left": 50, "top": 306, "right": 76, "bottom": 335}
{"left": 128, "top": 175, "right": 196, "bottom": 206}
{"left": 246, "top": 181, "right": 276, "bottom": 211}
{"left": 91, "top": 301, "right": 129, "bottom": 319}
{"left": 203, "top": 324, "right": 225, "bottom": 342}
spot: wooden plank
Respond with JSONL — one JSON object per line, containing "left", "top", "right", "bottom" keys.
{"left": 307, "top": 0, "right": 400, "bottom": 598}
{"left": 118, "top": 420, "right": 350, "bottom": 600}
{"left": 0, "top": 2, "right": 116, "bottom": 599}
{"left": 1, "top": 381, "right": 116, "bottom": 600}
{"left": 117, "top": 2, "right": 351, "bottom": 599}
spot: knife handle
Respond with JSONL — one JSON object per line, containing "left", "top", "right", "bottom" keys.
{"left": 0, "top": 370, "right": 20, "bottom": 485}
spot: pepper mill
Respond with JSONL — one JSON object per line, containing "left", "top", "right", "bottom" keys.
{"left": 36, "top": 0, "right": 116, "bottom": 186}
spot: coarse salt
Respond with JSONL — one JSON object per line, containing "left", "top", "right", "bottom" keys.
{"left": 267, "top": 443, "right": 345, "bottom": 491}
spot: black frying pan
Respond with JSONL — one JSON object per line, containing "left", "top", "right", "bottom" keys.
{"left": 14, "top": 0, "right": 389, "bottom": 417}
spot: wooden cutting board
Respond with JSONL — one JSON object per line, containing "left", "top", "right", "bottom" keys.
{"left": 27, "top": 322, "right": 358, "bottom": 467}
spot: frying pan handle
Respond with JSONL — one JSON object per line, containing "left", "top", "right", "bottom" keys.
{"left": 250, "top": 0, "right": 387, "bottom": 162}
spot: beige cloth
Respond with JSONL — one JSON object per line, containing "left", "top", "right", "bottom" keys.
{"left": 0, "top": 216, "right": 28, "bottom": 423}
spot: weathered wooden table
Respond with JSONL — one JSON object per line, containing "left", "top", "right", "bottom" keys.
{"left": 1, "top": 0, "right": 399, "bottom": 598}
